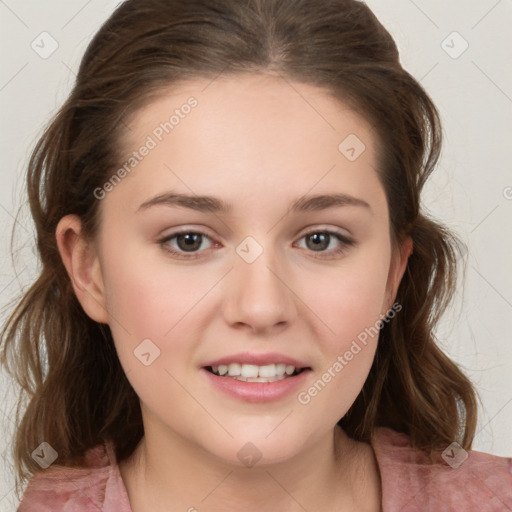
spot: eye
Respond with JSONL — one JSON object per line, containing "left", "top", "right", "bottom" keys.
{"left": 159, "top": 231, "right": 215, "bottom": 259}
{"left": 295, "top": 230, "right": 355, "bottom": 258}
{"left": 158, "top": 228, "right": 355, "bottom": 260}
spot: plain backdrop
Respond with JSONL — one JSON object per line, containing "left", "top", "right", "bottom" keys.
{"left": 1, "top": 0, "right": 511, "bottom": 508}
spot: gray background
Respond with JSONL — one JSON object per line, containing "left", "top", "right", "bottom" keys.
{"left": 1, "top": 0, "right": 511, "bottom": 508}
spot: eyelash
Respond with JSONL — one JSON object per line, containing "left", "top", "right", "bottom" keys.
{"left": 157, "top": 229, "right": 356, "bottom": 260}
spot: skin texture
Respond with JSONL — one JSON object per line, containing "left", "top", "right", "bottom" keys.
{"left": 56, "top": 73, "right": 412, "bottom": 511}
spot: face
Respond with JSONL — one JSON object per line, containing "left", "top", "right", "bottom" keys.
{"left": 71, "top": 74, "right": 409, "bottom": 466}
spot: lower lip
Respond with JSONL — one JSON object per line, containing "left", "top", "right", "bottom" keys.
{"left": 201, "top": 368, "right": 310, "bottom": 403}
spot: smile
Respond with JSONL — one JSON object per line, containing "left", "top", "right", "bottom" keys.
{"left": 206, "top": 363, "right": 306, "bottom": 382}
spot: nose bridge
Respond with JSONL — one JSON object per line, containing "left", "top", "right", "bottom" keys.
{"left": 223, "top": 236, "right": 296, "bottom": 332}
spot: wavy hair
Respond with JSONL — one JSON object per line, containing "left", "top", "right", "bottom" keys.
{"left": 1, "top": 0, "right": 478, "bottom": 494}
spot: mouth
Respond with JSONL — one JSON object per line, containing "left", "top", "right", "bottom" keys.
{"left": 201, "top": 355, "right": 312, "bottom": 402}
{"left": 204, "top": 363, "right": 309, "bottom": 383}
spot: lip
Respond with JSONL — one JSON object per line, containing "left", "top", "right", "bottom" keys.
{"left": 202, "top": 352, "right": 309, "bottom": 368}
{"left": 201, "top": 367, "right": 311, "bottom": 403}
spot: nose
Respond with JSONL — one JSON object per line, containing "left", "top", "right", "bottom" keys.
{"left": 222, "top": 247, "right": 297, "bottom": 335}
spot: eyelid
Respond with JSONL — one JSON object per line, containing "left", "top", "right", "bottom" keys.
{"left": 296, "top": 224, "right": 352, "bottom": 239}
{"left": 159, "top": 224, "right": 215, "bottom": 236}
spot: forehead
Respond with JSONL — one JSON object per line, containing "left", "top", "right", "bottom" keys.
{"left": 125, "top": 72, "right": 376, "bottom": 154}
{"left": 109, "top": 73, "right": 385, "bottom": 215}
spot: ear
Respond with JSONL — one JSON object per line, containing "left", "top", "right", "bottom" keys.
{"left": 55, "top": 215, "right": 109, "bottom": 324}
{"left": 383, "top": 235, "right": 413, "bottom": 312}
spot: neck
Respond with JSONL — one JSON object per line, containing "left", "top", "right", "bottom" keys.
{"left": 119, "top": 422, "right": 378, "bottom": 512}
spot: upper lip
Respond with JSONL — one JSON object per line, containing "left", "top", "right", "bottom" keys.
{"left": 203, "top": 352, "right": 310, "bottom": 369}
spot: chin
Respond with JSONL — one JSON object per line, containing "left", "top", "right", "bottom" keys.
{"left": 199, "top": 423, "right": 320, "bottom": 469}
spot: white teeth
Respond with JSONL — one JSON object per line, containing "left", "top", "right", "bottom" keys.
{"left": 240, "top": 364, "right": 259, "bottom": 378}
{"left": 228, "top": 363, "right": 241, "bottom": 376}
{"left": 211, "top": 362, "right": 300, "bottom": 379}
{"left": 234, "top": 375, "right": 285, "bottom": 383}
{"left": 258, "top": 364, "right": 276, "bottom": 378}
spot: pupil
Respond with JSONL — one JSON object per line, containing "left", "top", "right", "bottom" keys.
{"left": 307, "top": 233, "right": 329, "bottom": 251}
{"left": 178, "top": 233, "right": 201, "bottom": 252}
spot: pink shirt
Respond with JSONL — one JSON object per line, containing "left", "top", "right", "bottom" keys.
{"left": 18, "top": 427, "right": 512, "bottom": 511}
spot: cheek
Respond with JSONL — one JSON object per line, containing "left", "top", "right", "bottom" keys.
{"left": 295, "top": 263, "right": 389, "bottom": 422}
{"left": 103, "top": 241, "right": 216, "bottom": 334}
{"left": 301, "top": 246, "right": 391, "bottom": 349}
{"left": 100, "top": 243, "right": 217, "bottom": 378}
{"left": 296, "top": 344, "right": 376, "bottom": 429}
{"left": 101, "top": 249, "right": 211, "bottom": 419}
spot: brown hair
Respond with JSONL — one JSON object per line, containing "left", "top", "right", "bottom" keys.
{"left": 1, "top": 0, "right": 478, "bottom": 494}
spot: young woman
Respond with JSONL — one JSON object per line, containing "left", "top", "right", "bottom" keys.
{"left": 1, "top": 0, "right": 511, "bottom": 510}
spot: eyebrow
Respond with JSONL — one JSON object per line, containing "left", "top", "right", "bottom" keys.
{"left": 137, "top": 191, "right": 372, "bottom": 214}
